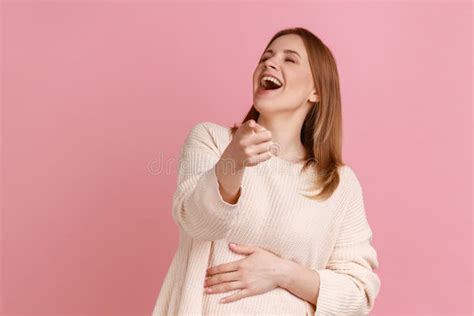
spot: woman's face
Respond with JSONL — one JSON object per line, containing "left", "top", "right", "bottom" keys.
{"left": 252, "top": 34, "right": 318, "bottom": 114}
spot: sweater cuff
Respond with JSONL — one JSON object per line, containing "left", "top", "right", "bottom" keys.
{"left": 196, "top": 164, "right": 245, "bottom": 220}
{"left": 315, "top": 269, "right": 360, "bottom": 316}
{"left": 314, "top": 269, "right": 336, "bottom": 315}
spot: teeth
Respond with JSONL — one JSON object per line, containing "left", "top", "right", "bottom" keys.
{"left": 260, "top": 75, "right": 283, "bottom": 88}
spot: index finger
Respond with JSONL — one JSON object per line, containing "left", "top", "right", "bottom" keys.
{"left": 206, "top": 260, "right": 241, "bottom": 276}
{"left": 253, "top": 123, "right": 266, "bottom": 133}
{"left": 246, "top": 119, "right": 266, "bottom": 134}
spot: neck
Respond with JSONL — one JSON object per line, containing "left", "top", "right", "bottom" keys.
{"left": 257, "top": 114, "right": 306, "bottom": 161}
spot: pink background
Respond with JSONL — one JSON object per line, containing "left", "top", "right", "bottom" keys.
{"left": 1, "top": 1, "right": 472, "bottom": 315}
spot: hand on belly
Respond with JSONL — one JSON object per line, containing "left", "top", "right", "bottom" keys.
{"left": 203, "top": 242, "right": 291, "bottom": 304}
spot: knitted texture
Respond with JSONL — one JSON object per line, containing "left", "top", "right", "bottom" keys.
{"left": 152, "top": 121, "right": 381, "bottom": 315}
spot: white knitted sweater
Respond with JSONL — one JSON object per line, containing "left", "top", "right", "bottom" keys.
{"left": 152, "top": 121, "right": 381, "bottom": 315}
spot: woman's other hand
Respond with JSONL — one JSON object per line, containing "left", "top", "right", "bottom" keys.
{"left": 204, "top": 243, "right": 292, "bottom": 304}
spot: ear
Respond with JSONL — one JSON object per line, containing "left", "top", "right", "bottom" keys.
{"left": 309, "top": 90, "right": 319, "bottom": 103}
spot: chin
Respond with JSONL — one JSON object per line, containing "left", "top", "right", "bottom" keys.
{"left": 253, "top": 100, "right": 284, "bottom": 113}
{"left": 252, "top": 101, "right": 266, "bottom": 113}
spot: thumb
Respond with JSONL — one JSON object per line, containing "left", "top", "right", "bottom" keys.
{"left": 242, "top": 119, "right": 257, "bottom": 134}
{"left": 245, "top": 119, "right": 266, "bottom": 134}
{"left": 253, "top": 124, "right": 266, "bottom": 133}
{"left": 247, "top": 119, "right": 256, "bottom": 129}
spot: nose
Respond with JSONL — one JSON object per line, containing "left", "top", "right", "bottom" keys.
{"left": 265, "top": 63, "right": 277, "bottom": 71}
{"left": 263, "top": 57, "right": 278, "bottom": 70}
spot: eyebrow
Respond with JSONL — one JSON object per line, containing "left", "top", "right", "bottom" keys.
{"left": 263, "top": 49, "right": 301, "bottom": 58}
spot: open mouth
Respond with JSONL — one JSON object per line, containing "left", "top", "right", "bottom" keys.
{"left": 259, "top": 75, "right": 283, "bottom": 92}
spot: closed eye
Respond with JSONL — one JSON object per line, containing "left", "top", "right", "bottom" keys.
{"left": 259, "top": 57, "right": 296, "bottom": 63}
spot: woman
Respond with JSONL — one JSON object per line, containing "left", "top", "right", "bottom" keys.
{"left": 153, "top": 27, "right": 381, "bottom": 315}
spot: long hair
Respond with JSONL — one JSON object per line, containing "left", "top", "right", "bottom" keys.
{"left": 230, "top": 27, "right": 344, "bottom": 201}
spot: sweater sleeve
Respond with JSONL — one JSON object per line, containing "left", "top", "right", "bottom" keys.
{"left": 171, "top": 121, "right": 248, "bottom": 241}
{"left": 314, "top": 167, "right": 381, "bottom": 316}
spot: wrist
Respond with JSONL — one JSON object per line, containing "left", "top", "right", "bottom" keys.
{"left": 221, "top": 150, "right": 246, "bottom": 172}
{"left": 276, "top": 258, "right": 297, "bottom": 289}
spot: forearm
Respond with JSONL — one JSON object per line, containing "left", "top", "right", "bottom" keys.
{"left": 277, "top": 258, "right": 321, "bottom": 308}
{"left": 215, "top": 155, "right": 245, "bottom": 204}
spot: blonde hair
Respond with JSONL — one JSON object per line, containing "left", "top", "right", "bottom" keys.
{"left": 231, "top": 27, "right": 345, "bottom": 201}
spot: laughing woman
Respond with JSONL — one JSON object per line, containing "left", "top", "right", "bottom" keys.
{"left": 153, "top": 27, "right": 381, "bottom": 315}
